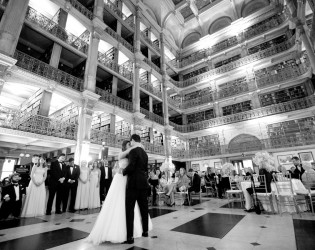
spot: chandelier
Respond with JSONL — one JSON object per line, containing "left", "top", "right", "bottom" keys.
{"left": 19, "top": 146, "right": 30, "bottom": 158}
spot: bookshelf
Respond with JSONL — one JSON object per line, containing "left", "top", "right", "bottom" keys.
{"left": 171, "top": 137, "right": 186, "bottom": 149}
{"left": 187, "top": 109, "right": 215, "bottom": 124}
{"left": 218, "top": 77, "right": 248, "bottom": 98}
{"left": 188, "top": 134, "right": 220, "bottom": 149}
{"left": 115, "top": 120, "right": 131, "bottom": 137}
{"left": 50, "top": 103, "right": 79, "bottom": 124}
{"left": 91, "top": 113, "right": 111, "bottom": 132}
{"left": 248, "top": 34, "right": 287, "bottom": 55}
{"left": 117, "top": 86, "right": 132, "bottom": 102}
{"left": 222, "top": 100, "right": 252, "bottom": 116}
{"left": 140, "top": 127, "right": 150, "bottom": 142}
{"left": 169, "top": 115, "right": 183, "bottom": 125}
{"left": 259, "top": 84, "right": 307, "bottom": 107}
{"left": 214, "top": 54, "right": 241, "bottom": 68}
{"left": 140, "top": 96, "right": 150, "bottom": 110}
{"left": 183, "top": 66, "right": 208, "bottom": 80}
{"left": 183, "top": 87, "right": 212, "bottom": 101}
{"left": 153, "top": 102, "right": 163, "bottom": 116}
{"left": 153, "top": 130, "right": 163, "bottom": 145}
{"left": 20, "top": 89, "right": 43, "bottom": 115}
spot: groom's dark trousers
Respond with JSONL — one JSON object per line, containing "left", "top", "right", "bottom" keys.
{"left": 123, "top": 147, "right": 149, "bottom": 239}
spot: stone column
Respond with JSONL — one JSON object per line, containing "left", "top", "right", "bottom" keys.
{"left": 49, "top": 9, "right": 68, "bottom": 67}
{"left": 116, "top": 0, "right": 123, "bottom": 36}
{"left": 0, "top": 0, "right": 30, "bottom": 56}
{"left": 134, "top": 6, "right": 141, "bottom": 53}
{"left": 93, "top": 0, "right": 104, "bottom": 19}
{"left": 182, "top": 113, "right": 187, "bottom": 125}
{"left": 250, "top": 92, "right": 261, "bottom": 109}
{"left": 110, "top": 113, "right": 116, "bottom": 134}
{"left": 38, "top": 90, "right": 53, "bottom": 116}
{"left": 297, "top": 24, "right": 315, "bottom": 72}
{"left": 310, "top": 11, "right": 315, "bottom": 47}
{"left": 112, "top": 47, "right": 119, "bottom": 95}
{"left": 149, "top": 95, "right": 153, "bottom": 112}
{"left": 75, "top": 90, "right": 100, "bottom": 164}
{"left": 133, "top": 61, "right": 141, "bottom": 112}
{"left": 84, "top": 32, "right": 100, "bottom": 92}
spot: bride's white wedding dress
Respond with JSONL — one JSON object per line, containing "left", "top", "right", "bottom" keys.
{"left": 86, "top": 158, "right": 152, "bottom": 244}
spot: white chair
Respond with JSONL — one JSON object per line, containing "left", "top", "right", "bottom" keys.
{"left": 175, "top": 190, "right": 190, "bottom": 206}
{"left": 190, "top": 181, "right": 202, "bottom": 204}
{"left": 272, "top": 174, "right": 301, "bottom": 216}
{"left": 296, "top": 173, "right": 315, "bottom": 213}
{"left": 255, "top": 175, "right": 276, "bottom": 214}
{"left": 226, "top": 176, "right": 244, "bottom": 208}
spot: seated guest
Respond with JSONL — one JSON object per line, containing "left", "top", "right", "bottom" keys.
{"left": 156, "top": 169, "right": 162, "bottom": 179}
{"left": 200, "top": 171, "right": 206, "bottom": 192}
{"left": 0, "top": 173, "right": 25, "bottom": 220}
{"left": 245, "top": 168, "right": 254, "bottom": 176}
{"left": 291, "top": 156, "right": 305, "bottom": 180}
{"left": 188, "top": 169, "right": 201, "bottom": 197}
{"left": 301, "top": 162, "right": 315, "bottom": 184}
{"left": 245, "top": 167, "right": 273, "bottom": 212}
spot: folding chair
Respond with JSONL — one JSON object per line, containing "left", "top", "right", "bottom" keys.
{"left": 255, "top": 175, "right": 276, "bottom": 214}
{"left": 296, "top": 173, "right": 315, "bottom": 213}
{"left": 190, "top": 182, "right": 202, "bottom": 204}
{"left": 226, "top": 176, "right": 244, "bottom": 208}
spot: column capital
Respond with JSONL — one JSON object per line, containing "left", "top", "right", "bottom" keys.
{"left": 64, "top": 0, "right": 72, "bottom": 12}
{"left": 46, "top": 80, "right": 58, "bottom": 92}
{"left": 92, "top": 31, "right": 101, "bottom": 40}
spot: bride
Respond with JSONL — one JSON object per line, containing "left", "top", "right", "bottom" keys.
{"left": 86, "top": 140, "right": 152, "bottom": 244}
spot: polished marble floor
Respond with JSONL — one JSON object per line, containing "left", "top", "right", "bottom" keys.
{"left": 0, "top": 197, "right": 314, "bottom": 250}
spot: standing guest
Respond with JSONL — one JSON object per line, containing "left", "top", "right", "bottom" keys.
{"left": 215, "top": 169, "right": 223, "bottom": 198}
{"left": 88, "top": 161, "right": 101, "bottom": 209}
{"left": 148, "top": 170, "right": 159, "bottom": 206}
{"left": 46, "top": 154, "right": 67, "bottom": 215}
{"left": 64, "top": 158, "right": 80, "bottom": 213}
{"left": 21, "top": 156, "right": 47, "bottom": 217}
{"left": 99, "top": 159, "right": 112, "bottom": 203}
{"left": 200, "top": 171, "right": 206, "bottom": 192}
{"left": 188, "top": 169, "right": 201, "bottom": 196}
{"left": 292, "top": 156, "right": 305, "bottom": 180}
{"left": 75, "top": 160, "right": 90, "bottom": 210}
{"left": 0, "top": 173, "right": 25, "bottom": 220}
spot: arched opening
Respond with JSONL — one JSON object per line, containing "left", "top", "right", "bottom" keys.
{"left": 228, "top": 134, "right": 262, "bottom": 154}
{"left": 241, "top": 0, "right": 269, "bottom": 18}
{"left": 208, "top": 16, "right": 232, "bottom": 35}
{"left": 181, "top": 32, "right": 201, "bottom": 48}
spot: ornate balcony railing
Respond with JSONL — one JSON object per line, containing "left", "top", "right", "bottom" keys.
{"left": 25, "top": 7, "right": 89, "bottom": 54}
{"left": 176, "top": 35, "right": 295, "bottom": 88}
{"left": 142, "top": 141, "right": 164, "bottom": 155}
{"left": 97, "top": 52, "right": 133, "bottom": 81}
{"left": 256, "top": 60, "right": 310, "bottom": 88}
{"left": 180, "top": 93, "right": 214, "bottom": 109}
{"left": 105, "top": 27, "right": 134, "bottom": 52}
{"left": 143, "top": 57, "right": 162, "bottom": 74}
{"left": 96, "top": 87, "right": 133, "bottom": 112}
{"left": 172, "top": 132, "right": 315, "bottom": 159}
{"left": 69, "top": 0, "right": 94, "bottom": 20}
{"left": 140, "top": 31, "right": 160, "bottom": 53}
{"left": 140, "top": 80, "right": 162, "bottom": 99}
{"left": 167, "top": 97, "right": 181, "bottom": 108}
{"left": 103, "top": 1, "right": 134, "bottom": 29}
{"left": 173, "top": 95, "right": 315, "bottom": 133}
{"left": 218, "top": 84, "right": 249, "bottom": 99}
{"left": 0, "top": 109, "right": 77, "bottom": 140}
{"left": 244, "top": 13, "right": 286, "bottom": 40}
{"left": 140, "top": 108, "right": 164, "bottom": 125}
{"left": 14, "top": 50, "right": 83, "bottom": 91}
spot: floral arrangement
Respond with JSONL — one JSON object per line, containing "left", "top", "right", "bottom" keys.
{"left": 252, "top": 151, "right": 275, "bottom": 171}
{"left": 222, "top": 162, "right": 235, "bottom": 174}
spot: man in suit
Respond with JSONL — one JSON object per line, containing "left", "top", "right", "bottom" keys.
{"left": 100, "top": 159, "right": 112, "bottom": 203}
{"left": 0, "top": 173, "right": 25, "bottom": 220}
{"left": 123, "top": 134, "right": 149, "bottom": 244}
{"left": 46, "top": 153, "right": 67, "bottom": 215}
{"left": 64, "top": 158, "right": 80, "bottom": 213}
{"left": 292, "top": 156, "right": 305, "bottom": 180}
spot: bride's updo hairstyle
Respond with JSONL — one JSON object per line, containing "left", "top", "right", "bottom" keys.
{"left": 122, "top": 140, "right": 130, "bottom": 152}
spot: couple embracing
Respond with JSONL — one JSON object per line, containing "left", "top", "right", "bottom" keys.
{"left": 87, "top": 134, "right": 152, "bottom": 245}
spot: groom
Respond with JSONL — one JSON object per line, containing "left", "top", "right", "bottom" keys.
{"left": 123, "top": 134, "right": 149, "bottom": 244}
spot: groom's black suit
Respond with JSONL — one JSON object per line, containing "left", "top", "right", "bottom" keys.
{"left": 123, "top": 146, "right": 149, "bottom": 240}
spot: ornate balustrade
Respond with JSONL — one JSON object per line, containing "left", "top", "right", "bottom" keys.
{"left": 171, "top": 132, "right": 315, "bottom": 158}
{"left": 218, "top": 84, "right": 249, "bottom": 99}
{"left": 140, "top": 31, "right": 160, "bottom": 53}
{"left": 69, "top": 0, "right": 93, "bottom": 20}
{"left": 96, "top": 87, "right": 133, "bottom": 112}
{"left": 169, "top": 12, "right": 287, "bottom": 70}
{"left": 25, "top": 7, "right": 89, "bottom": 54}
{"left": 97, "top": 52, "right": 133, "bottom": 81}
{"left": 140, "top": 80, "right": 162, "bottom": 99}
{"left": 103, "top": 1, "right": 134, "bottom": 30}
{"left": 180, "top": 93, "right": 213, "bottom": 109}
{"left": 167, "top": 97, "right": 181, "bottom": 108}
{"left": 173, "top": 95, "right": 315, "bottom": 133}
{"left": 14, "top": 50, "right": 83, "bottom": 91}
{"left": 142, "top": 141, "right": 164, "bottom": 155}
{"left": 105, "top": 27, "right": 134, "bottom": 52}
{"left": 243, "top": 13, "right": 286, "bottom": 40}
{"left": 256, "top": 60, "right": 310, "bottom": 88}
{"left": 140, "top": 108, "right": 164, "bottom": 125}
{"left": 90, "top": 129, "right": 119, "bottom": 147}
{"left": 143, "top": 57, "right": 162, "bottom": 74}
{"left": 178, "top": 35, "right": 295, "bottom": 88}
{"left": 0, "top": 108, "right": 77, "bottom": 140}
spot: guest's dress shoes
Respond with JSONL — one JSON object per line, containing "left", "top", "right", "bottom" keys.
{"left": 55, "top": 211, "right": 62, "bottom": 214}
{"left": 142, "top": 232, "right": 148, "bottom": 237}
{"left": 123, "top": 237, "right": 134, "bottom": 244}
{"left": 45, "top": 212, "right": 51, "bottom": 215}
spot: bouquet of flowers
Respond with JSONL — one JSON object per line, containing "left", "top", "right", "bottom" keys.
{"left": 222, "top": 162, "right": 234, "bottom": 175}
{"left": 252, "top": 151, "right": 275, "bottom": 171}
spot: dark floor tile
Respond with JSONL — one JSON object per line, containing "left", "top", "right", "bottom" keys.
{"left": 125, "top": 247, "right": 149, "bottom": 250}
{"left": 220, "top": 202, "right": 243, "bottom": 209}
{"left": 171, "top": 213, "right": 244, "bottom": 238}
{"left": 0, "top": 227, "right": 88, "bottom": 250}
{"left": 207, "top": 247, "right": 216, "bottom": 250}
{"left": 0, "top": 234, "right": 5, "bottom": 236}
{"left": 0, "top": 218, "right": 47, "bottom": 230}
{"left": 293, "top": 219, "right": 315, "bottom": 250}
{"left": 151, "top": 236, "right": 158, "bottom": 238}
{"left": 69, "top": 219, "right": 84, "bottom": 222}
{"left": 193, "top": 208, "right": 205, "bottom": 210}
{"left": 148, "top": 208, "right": 176, "bottom": 218}
{"left": 260, "top": 226, "right": 267, "bottom": 228}
{"left": 55, "top": 223, "right": 61, "bottom": 225}
{"left": 251, "top": 242, "right": 261, "bottom": 246}
{"left": 74, "top": 208, "right": 100, "bottom": 215}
